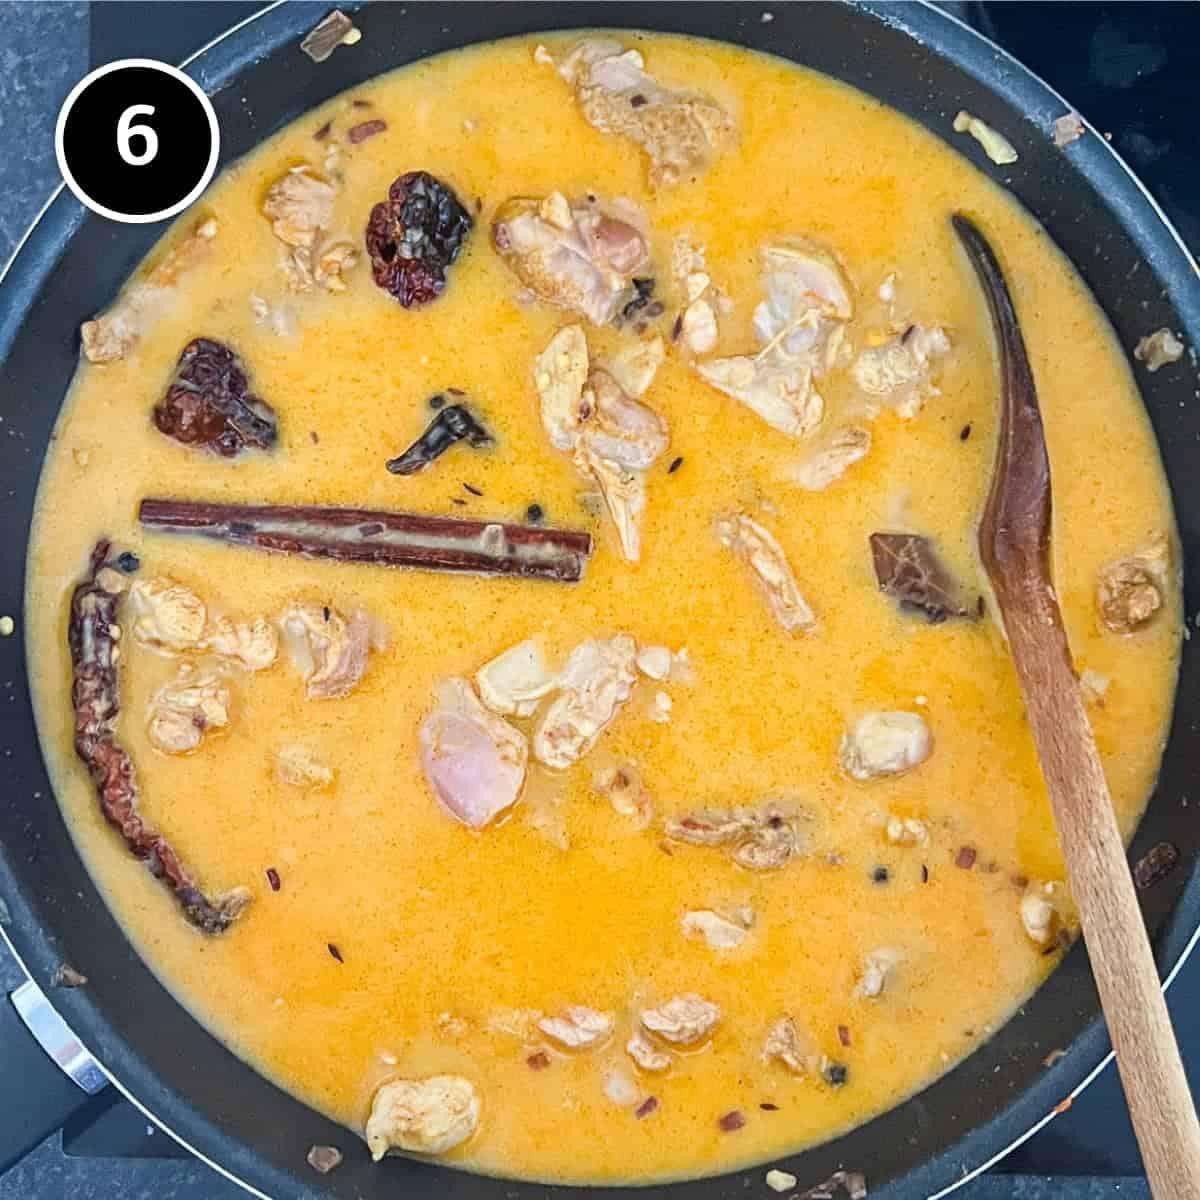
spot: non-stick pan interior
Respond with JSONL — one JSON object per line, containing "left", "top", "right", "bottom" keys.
{"left": 1, "top": 4, "right": 1198, "bottom": 1198}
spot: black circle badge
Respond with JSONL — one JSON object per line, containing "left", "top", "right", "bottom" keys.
{"left": 55, "top": 59, "right": 219, "bottom": 224}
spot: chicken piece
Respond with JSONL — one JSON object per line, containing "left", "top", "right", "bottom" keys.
{"left": 857, "top": 947, "right": 902, "bottom": 998}
{"left": 275, "top": 744, "right": 334, "bottom": 789}
{"left": 578, "top": 369, "right": 669, "bottom": 470}
{"left": 475, "top": 639, "right": 558, "bottom": 717}
{"left": 549, "top": 40, "right": 733, "bottom": 187}
{"left": 537, "top": 1006, "right": 614, "bottom": 1049}
{"left": 205, "top": 616, "right": 279, "bottom": 672}
{"left": 576, "top": 445, "right": 647, "bottom": 563}
{"left": 1020, "top": 881, "right": 1066, "bottom": 947}
{"left": 147, "top": 667, "right": 230, "bottom": 755}
{"left": 851, "top": 324, "right": 951, "bottom": 418}
{"left": 1079, "top": 668, "right": 1110, "bottom": 705}
{"left": 763, "top": 1016, "right": 821, "bottom": 1075}
{"left": 593, "top": 763, "right": 652, "bottom": 828}
{"left": 626, "top": 1029, "right": 671, "bottom": 1072}
{"left": 1134, "top": 328, "right": 1185, "bottom": 372}
{"left": 840, "top": 711, "right": 931, "bottom": 781}
{"left": 664, "top": 803, "right": 804, "bottom": 870}
{"left": 280, "top": 604, "right": 377, "bottom": 700}
{"left": 884, "top": 815, "right": 930, "bottom": 847}
{"left": 681, "top": 299, "right": 718, "bottom": 354}
{"left": 1097, "top": 534, "right": 1170, "bottom": 633}
{"left": 753, "top": 239, "right": 853, "bottom": 351}
{"left": 313, "top": 240, "right": 358, "bottom": 292}
{"left": 262, "top": 166, "right": 337, "bottom": 249}
{"left": 605, "top": 336, "right": 664, "bottom": 399}
{"left": 639, "top": 994, "right": 720, "bottom": 1045}
{"left": 250, "top": 294, "right": 297, "bottom": 337}
{"left": 365, "top": 1075, "right": 480, "bottom": 1160}
{"left": 681, "top": 906, "right": 754, "bottom": 950}
{"left": 788, "top": 426, "right": 872, "bottom": 491}
{"left": 129, "top": 578, "right": 208, "bottom": 653}
{"left": 533, "top": 635, "right": 639, "bottom": 769}
{"left": 635, "top": 644, "right": 672, "bottom": 680}
{"left": 81, "top": 219, "right": 217, "bottom": 363}
{"left": 420, "top": 678, "right": 528, "bottom": 829}
{"left": 533, "top": 324, "right": 591, "bottom": 451}
{"left": 714, "top": 513, "right": 817, "bottom": 634}
{"left": 698, "top": 354, "right": 824, "bottom": 439}
{"left": 493, "top": 194, "right": 649, "bottom": 325}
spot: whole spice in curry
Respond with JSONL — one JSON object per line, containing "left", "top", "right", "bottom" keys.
{"left": 870, "top": 532, "right": 971, "bottom": 623}
{"left": 366, "top": 170, "right": 473, "bottom": 307}
{"left": 386, "top": 404, "right": 493, "bottom": 475}
{"left": 153, "top": 338, "right": 278, "bottom": 458}
{"left": 139, "top": 498, "right": 594, "bottom": 583}
{"left": 68, "top": 541, "right": 251, "bottom": 934}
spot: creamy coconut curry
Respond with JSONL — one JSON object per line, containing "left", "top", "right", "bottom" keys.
{"left": 26, "top": 29, "right": 1182, "bottom": 1186}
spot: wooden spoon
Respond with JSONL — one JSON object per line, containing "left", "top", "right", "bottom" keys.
{"left": 954, "top": 212, "right": 1200, "bottom": 1198}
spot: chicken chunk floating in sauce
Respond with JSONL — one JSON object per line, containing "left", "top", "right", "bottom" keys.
{"left": 35, "top": 27, "right": 1184, "bottom": 1188}
{"left": 493, "top": 193, "right": 649, "bottom": 325}
{"left": 543, "top": 39, "right": 734, "bottom": 186}
{"left": 366, "top": 1075, "right": 480, "bottom": 1159}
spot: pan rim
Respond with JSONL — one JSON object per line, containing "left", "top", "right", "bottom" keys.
{"left": 0, "top": 2, "right": 1197, "bottom": 1198}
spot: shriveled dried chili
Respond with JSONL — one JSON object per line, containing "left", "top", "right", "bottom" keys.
{"left": 69, "top": 540, "right": 251, "bottom": 934}
{"left": 386, "top": 404, "right": 492, "bottom": 475}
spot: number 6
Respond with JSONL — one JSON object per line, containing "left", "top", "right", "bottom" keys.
{"left": 117, "top": 104, "right": 158, "bottom": 166}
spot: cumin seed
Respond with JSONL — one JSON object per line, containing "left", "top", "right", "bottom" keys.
{"left": 955, "top": 846, "right": 977, "bottom": 870}
{"left": 718, "top": 1110, "right": 746, "bottom": 1132}
{"left": 463, "top": 482, "right": 483, "bottom": 496}
{"left": 266, "top": 867, "right": 281, "bottom": 892}
{"left": 668, "top": 456, "right": 683, "bottom": 474}
{"left": 634, "top": 1096, "right": 659, "bottom": 1118}
{"left": 960, "top": 423, "right": 972, "bottom": 441}
{"left": 327, "top": 942, "right": 344, "bottom": 963}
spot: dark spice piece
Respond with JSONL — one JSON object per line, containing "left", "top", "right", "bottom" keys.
{"left": 630, "top": 93, "right": 648, "bottom": 108}
{"left": 313, "top": 120, "right": 332, "bottom": 141}
{"left": 634, "top": 1096, "right": 659, "bottom": 1119}
{"left": 429, "top": 393, "right": 446, "bottom": 410}
{"left": 141, "top": 498, "right": 593, "bottom": 582}
{"left": 463, "top": 482, "right": 483, "bottom": 497}
{"left": 870, "top": 531, "right": 971, "bottom": 623}
{"left": 759, "top": 1102, "right": 779, "bottom": 1111}
{"left": 960, "top": 423, "right": 972, "bottom": 441}
{"left": 310, "top": 430, "right": 320, "bottom": 444}
{"left": 837, "top": 1024, "right": 851, "bottom": 1047}
{"left": 718, "top": 1110, "right": 746, "bottom": 1132}
{"left": 153, "top": 338, "right": 277, "bottom": 458}
{"left": 871, "top": 865, "right": 890, "bottom": 884}
{"left": 387, "top": 405, "right": 493, "bottom": 476}
{"left": 348, "top": 118, "right": 387, "bottom": 144}
{"left": 526, "top": 503, "right": 545, "bottom": 524}
{"left": 306, "top": 1145, "right": 343, "bottom": 1175}
{"left": 955, "top": 846, "right": 977, "bottom": 870}
{"left": 52, "top": 964, "right": 88, "bottom": 988}
{"left": 352, "top": 98, "right": 372, "bottom": 108}
{"left": 668, "top": 456, "right": 683, "bottom": 474}
{"left": 1134, "top": 841, "right": 1179, "bottom": 890}
{"left": 824, "top": 1062, "right": 849, "bottom": 1087}
{"left": 116, "top": 551, "right": 140, "bottom": 574}
{"left": 69, "top": 541, "right": 250, "bottom": 934}
{"left": 300, "top": 9, "right": 356, "bottom": 63}
{"left": 266, "top": 867, "right": 281, "bottom": 892}
{"left": 921, "top": 864, "right": 929, "bottom": 883}
{"left": 366, "top": 171, "right": 473, "bottom": 307}
{"left": 451, "top": 498, "right": 467, "bottom": 506}
{"left": 526, "top": 1050, "right": 551, "bottom": 1070}
{"left": 620, "top": 276, "right": 656, "bottom": 323}
{"left": 671, "top": 314, "right": 683, "bottom": 341}
{"left": 327, "top": 942, "right": 344, "bottom": 963}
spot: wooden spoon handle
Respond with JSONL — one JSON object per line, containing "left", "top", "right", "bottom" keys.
{"left": 955, "top": 213, "right": 1200, "bottom": 1198}
{"left": 1007, "top": 591, "right": 1200, "bottom": 1200}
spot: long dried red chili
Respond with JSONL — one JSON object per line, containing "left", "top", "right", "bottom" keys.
{"left": 69, "top": 540, "right": 250, "bottom": 934}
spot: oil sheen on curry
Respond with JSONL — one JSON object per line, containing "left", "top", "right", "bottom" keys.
{"left": 26, "top": 29, "right": 1182, "bottom": 1185}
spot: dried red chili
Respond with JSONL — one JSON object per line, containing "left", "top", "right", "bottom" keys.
{"left": 365, "top": 171, "right": 473, "bottom": 307}
{"left": 153, "top": 338, "right": 277, "bottom": 458}
{"left": 69, "top": 541, "right": 250, "bottom": 934}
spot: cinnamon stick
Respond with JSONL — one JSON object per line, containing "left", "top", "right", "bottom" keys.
{"left": 139, "top": 499, "right": 593, "bottom": 583}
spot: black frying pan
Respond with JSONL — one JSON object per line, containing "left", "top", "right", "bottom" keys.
{"left": 2, "top": 3, "right": 1199, "bottom": 1198}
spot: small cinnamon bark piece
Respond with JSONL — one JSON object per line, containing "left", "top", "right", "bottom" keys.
{"left": 69, "top": 541, "right": 250, "bottom": 934}
{"left": 140, "top": 499, "right": 592, "bottom": 583}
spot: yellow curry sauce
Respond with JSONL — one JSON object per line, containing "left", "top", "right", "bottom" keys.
{"left": 26, "top": 32, "right": 1180, "bottom": 1183}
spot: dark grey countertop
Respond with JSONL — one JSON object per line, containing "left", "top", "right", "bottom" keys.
{"left": 0, "top": 3, "right": 1190, "bottom": 1199}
